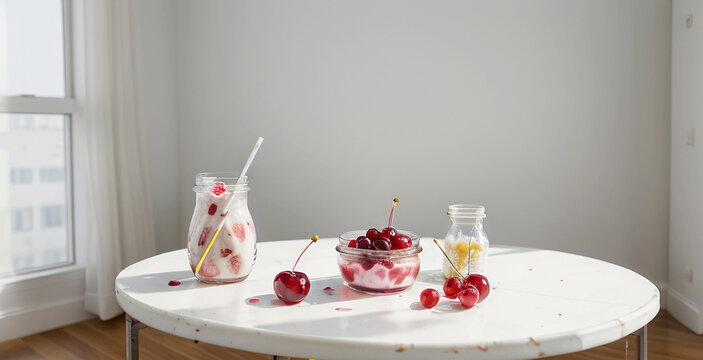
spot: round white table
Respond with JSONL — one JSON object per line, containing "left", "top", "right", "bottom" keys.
{"left": 115, "top": 238, "right": 659, "bottom": 360}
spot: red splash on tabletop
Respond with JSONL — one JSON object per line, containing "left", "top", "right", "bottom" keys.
{"left": 560, "top": 279, "right": 564, "bottom": 282}
{"left": 539, "top": 351, "right": 545, "bottom": 357}
{"left": 168, "top": 280, "right": 181, "bottom": 286}
{"left": 196, "top": 329, "right": 199, "bottom": 332}
{"left": 323, "top": 286, "right": 335, "bottom": 295}
{"left": 208, "top": 203, "right": 217, "bottom": 215}
{"left": 335, "top": 307, "right": 352, "bottom": 312}
{"left": 558, "top": 313, "right": 562, "bottom": 316}
{"left": 528, "top": 268, "right": 533, "bottom": 271}
{"left": 476, "top": 345, "right": 487, "bottom": 352}
{"left": 247, "top": 298, "right": 260, "bottom": 304}
{"left": 529, "top": 337, "right": 541, "bottom": 346}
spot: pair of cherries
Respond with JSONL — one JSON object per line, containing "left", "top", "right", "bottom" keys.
{"left": 420, "top": 239, "right": 491, "bottom": 309}
{"left": 421, "top": 274, "right": 490, "bottom": 309}
{"left": 348, "top": 227, "right": 412, "bottom": 250}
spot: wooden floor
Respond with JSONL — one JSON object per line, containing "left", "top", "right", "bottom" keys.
{"left": 1, "top": 311, "right": 701, "bottom": 359}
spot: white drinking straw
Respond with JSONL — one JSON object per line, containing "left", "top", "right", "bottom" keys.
{"left": 195, "top": 137, "right": 264, "bottom": 276}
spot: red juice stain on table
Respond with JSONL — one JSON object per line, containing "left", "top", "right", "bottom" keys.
{"left": 168, "top": 280, "right": 181, "bottom": 286}
{"left": 246, "top": 298, "right": 260, "bottom": 304}
{"left": 335, "top": 307, "right": 352, "bottom": 312}
{"left": 323, "top": 286, "right": 335, "bottom": 295}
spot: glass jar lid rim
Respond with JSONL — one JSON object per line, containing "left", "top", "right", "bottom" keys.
{"left": 193, "top": 172, "right": 250, "bottom": 192}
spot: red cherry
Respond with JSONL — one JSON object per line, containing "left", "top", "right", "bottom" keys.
{"left": 390, "top": 234, "right": 412, "bottom": 249}
{"left": 357, "top": 237, "right": 372, "bottom": 249}
{"left": 457, "top": 284, "right": 479, "bottom": 309}
{"left": 420, "top": 288, "right": 440, "bottom": 309}
{"left": 372, "top": 238, "right": 391, "bottom": 251}
{"left": 273, "top": 235, "right": 318, "bottom": 304}
{"left": 443, "top": 277, "right": 463, "bottom": 299}
{"left": 366, "top": 228, "right": 383, "bottom": 240}
{"left": 273, "top": 271, "right": 310, "bottom": 304}
{"left": 463, "top": 274, "right": 490, "bottom": 303}
{"left": 348, "top": 239, "right": 357, "bottom": 248}
{"left": 381, "top": 227, "right": 397, "bottom": 238}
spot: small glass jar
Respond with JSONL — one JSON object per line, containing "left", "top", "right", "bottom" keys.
{"left": 336, "top": 230, "right": 422, "bottom": 294}
{"left": 442, "top": 204, "right": 489, "bottom": 279}
{"left": 187, "top": 172, "right": 256, "bottom": 283}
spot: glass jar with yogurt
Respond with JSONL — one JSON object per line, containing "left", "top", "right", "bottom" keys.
{"left": 187, "top": 172, "right": 256, "bottom": 283}
{"left": 442, "top": 204, "right": 488, "bottom": 279}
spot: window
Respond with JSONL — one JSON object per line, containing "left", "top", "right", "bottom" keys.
{"left": 11, "top": 207, "right": 33, "bottom": 231}
{"left": 40, "top": 167, "right": 64, "bottom": 183}
{"left": 41, "top": 204, "right": 63, "bottom": 228}
{"left": 0, "top": 0, "right": 74, "bottom": 274}
{"left": 10, "top": 168, "right": 33, "bottom": 183}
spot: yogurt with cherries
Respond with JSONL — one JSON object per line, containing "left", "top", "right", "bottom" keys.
{"left": 187, "top": 174, "right": 256, "bottom": 283}
{"left": 336, "top": 230, "right": 422, "bottom": 294}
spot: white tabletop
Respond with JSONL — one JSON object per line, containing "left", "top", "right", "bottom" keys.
{"left": 115, "top": 238, "right": 659, "bottom": 360}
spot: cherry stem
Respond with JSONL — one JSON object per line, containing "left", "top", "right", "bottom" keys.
{"left": 292, "top": 235, "right": 318, "bottom": 272}
{"left": 433, "top": 239, "right": 465, "bottom": 280}
{"left": 388, "top": 198, "right": 399, "bottom": 228}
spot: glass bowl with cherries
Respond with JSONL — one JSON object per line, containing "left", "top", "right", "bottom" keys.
{"left": 335, "top": 199, "right": 423, "bottom": 294}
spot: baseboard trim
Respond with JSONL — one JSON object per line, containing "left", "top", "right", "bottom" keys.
{"left": 0, "top": 297, "right": 94, "bottom": 342}
{"left": 667, "top": 288, "right": 703, "bottom": 334}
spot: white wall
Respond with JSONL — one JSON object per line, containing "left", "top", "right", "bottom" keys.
{"left": 134, "top": 0, "right": 181, "bottom": 253}
{"left": 136, "top": 1, "right": 673, "bottom": 287}
{"left": 669, "top": 0, "right": 703, "bottom": 334}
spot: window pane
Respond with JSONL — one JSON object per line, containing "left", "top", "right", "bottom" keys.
{"left": 0, "top": 0, "right": 66, "bottom": 97}
{"left": 0, "top": 113, "right": 70, "bottom": 273}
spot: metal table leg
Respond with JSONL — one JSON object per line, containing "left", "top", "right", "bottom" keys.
{"left": 126, "top": 314, "right": 147, "bottom": 360}
{"left": 633, "top": 325, "right": 647, "bottom": 360}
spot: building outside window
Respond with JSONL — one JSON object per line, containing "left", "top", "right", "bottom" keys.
{"left": 11, "top": 207, "right": 33, "bottom": 232}
{"left": 10, "top": 168, "right": 32, "bottom": 183}
{"left": 0, "top": 0, "right": 74, "bottom": 274}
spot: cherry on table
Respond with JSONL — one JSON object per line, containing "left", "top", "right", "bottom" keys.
{"left": 420, "top": 288, "right": 440, "bottom": 309}
{"left": 458, "top": 284, "right": 479, "bottom": 309}
{"left": 463, "top": 274, "right": 490, "bottom": 303}
{"left": 273, "top": 235, "right": 318, "bottom": 304}
{"left": 443, "top": 277, "right": 463, "bottom": 299}
{"left": 273, "top": 271, "right": 310, "bottom": 304}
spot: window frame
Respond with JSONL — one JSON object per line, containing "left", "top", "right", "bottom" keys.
{"left": 0, "top": 0, "right": 77, "bottom": 276}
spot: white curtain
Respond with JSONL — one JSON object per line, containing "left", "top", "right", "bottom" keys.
{"left": 73, "top": 0, "right": 156, "bottom": 320}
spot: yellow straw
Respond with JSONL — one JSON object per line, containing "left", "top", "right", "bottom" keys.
{"left": 195, "top": 226, "right": 224, "bottom": 276}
